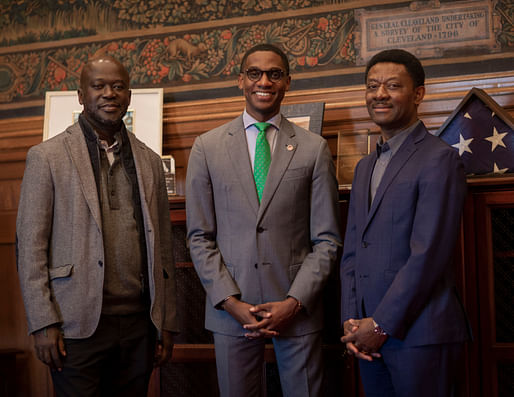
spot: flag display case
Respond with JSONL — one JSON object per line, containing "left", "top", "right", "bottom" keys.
{"left": 438, "top": 87, "right": 514, "bottom": 176}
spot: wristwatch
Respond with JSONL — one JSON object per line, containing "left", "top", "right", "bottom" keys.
{"left": 372, "top": 319, "right": 387, "bottom": 336}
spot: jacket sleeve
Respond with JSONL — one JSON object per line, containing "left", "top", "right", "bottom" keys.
{"left": 340, "top": 166, "right": 359, "bottom": 323}
{"left": 16, "top": 146, "right": 62, "bottom": 334}
{"left": 186, "top": 136, "right": 241, "bottom": 308}
{"left": 286, "top": 138, "right": 342, "bottom": 312}
{"left": 155, "top": 154, "right": 179, "bottom": 332}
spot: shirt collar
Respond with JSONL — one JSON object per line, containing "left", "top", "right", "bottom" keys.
{"left": 376, "top": 120, "right": 420, "bottom": 157}
{"left": 242, "top": 110, "right": 281, "bottom": 131}
{"left": 95, "top": 130, "right": 122, "bottom": 153}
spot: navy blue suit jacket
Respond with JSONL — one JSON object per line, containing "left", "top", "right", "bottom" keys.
{"left": 341, "top": 121, "right": 470, "bottom": 347}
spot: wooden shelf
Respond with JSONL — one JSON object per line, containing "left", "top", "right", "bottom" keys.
{"left": 171, "top": 343, "right": 277, "bottom": 363}
{"left": 171, "top": 343, "right": 346, "bottom": 363}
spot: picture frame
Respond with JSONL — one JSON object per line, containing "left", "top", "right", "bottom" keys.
{"left": 161, "top": 155, "right": 176, "bottom": 197}
{"left": 43, "top": 88, "right": 164, "bottom": 155}
{"left": 281, "top": 102, "right": 325, "bottom": 135}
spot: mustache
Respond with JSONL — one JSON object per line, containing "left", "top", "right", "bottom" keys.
{"left": 371, "top": 101, "right": 392, "bottom": 108}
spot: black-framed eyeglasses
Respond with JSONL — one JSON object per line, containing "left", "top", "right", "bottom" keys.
{"left": 244, "top": 68, "right": 286, "bottom": 82}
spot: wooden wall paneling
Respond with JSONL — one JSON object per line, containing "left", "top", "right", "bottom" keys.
{"left": 460, "top": 190, "right": 481, "bottom": 397}
{"left": 474, "top": 187, "right": 514, "bottom": 397}
{"left": 0, "top": 211, "right": 54, "bottom": 397}
{"left": 0, "top": 181, "right": 20, "bottom": 215}
{"left": 0, "top": 117, "right": 43, "bottom": 151}
{"left": 0, "top": 115, "right": 53, "bottom": 397}
{"left": 475, "top": 190, "right": 499, "bottom": 397}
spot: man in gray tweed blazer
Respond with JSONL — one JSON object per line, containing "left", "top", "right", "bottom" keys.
{"left": 17, "top": 56, "right": 178, "bottom": 396}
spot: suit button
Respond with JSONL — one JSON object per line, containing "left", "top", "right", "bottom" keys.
{"left": 257, "top": 227, "right": 265, "bottom": 233}
{"left": 98, "top": 260, "right": 103, "bottom": 267}
{"left": 254, "top": 263, "right": 258, "bottom": 269}
{"left": 361, "top": 241, "right": 368, "bottom": 248}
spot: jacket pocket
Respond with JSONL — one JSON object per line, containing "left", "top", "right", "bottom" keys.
{"left": 282, "top": 167, "right": 308, "bottom": 181}
{"left": 49, "top": 264, "right": 74, "bottom": 280}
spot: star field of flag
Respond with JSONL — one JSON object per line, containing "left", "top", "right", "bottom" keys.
{"left": 439, "top": 93, "right": 514, "bottom": 175}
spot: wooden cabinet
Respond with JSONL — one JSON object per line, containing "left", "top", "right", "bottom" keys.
{"left": 466, "top": 178, "right": 514, "bottom": 397}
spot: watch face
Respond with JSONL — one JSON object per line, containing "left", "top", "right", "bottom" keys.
{"left": 373, "top": 324, "right": 387, "bottom": 336}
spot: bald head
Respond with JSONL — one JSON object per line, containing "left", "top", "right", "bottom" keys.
{"left": 78, "top": 56, "right": 131, "bottom": 138}
{"left": 80, "top": 56, "right": 130, "bottom": 90}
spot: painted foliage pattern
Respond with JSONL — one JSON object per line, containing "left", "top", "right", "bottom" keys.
{"left": 0, "top": 0, "right": 513, "bottom": 105}
{"left": 497, "top": 0, "right": 514, "bottom": 48}
{"left": 0, "top": 0, "right": 329, "bottom": 46}
{"left": 0, "top": 11, "right": 355, "bottom": 103}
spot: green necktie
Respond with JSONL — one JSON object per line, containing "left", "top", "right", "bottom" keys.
{"left": 253, "top": 122, "right": 271, "bottom": 202}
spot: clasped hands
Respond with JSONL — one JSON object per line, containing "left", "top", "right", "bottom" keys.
{"left": 222, "top": 296, "right": 301, "bottom": 339}
{"left": 340, "top": 317, "right": 388, "bottom": 362}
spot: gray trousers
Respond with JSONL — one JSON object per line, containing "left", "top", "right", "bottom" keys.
{"left": 213, "top": 331, "right": 323, "bottom": 397}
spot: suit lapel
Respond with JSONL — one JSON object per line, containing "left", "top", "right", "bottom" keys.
{"left": 64, "top": 125, "right": 102, "bottom": 231}
{"left": 225, "top": 116, "right": 260, "bottom": 215}
{"left": 361, "top": 152, "right": 377, "bottom": 217}
{"left": 257, "top": 118, "right": 296, "bottom": 224}
{"left": 128, "top": 133, "right": 153, "bottom": 206}
{"left": 364, "top": 125, "right": 425, "bottom": 231}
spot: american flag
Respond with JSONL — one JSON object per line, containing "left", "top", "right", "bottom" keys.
{"left": 437, "top": 88, "right": 514, "bottom": 175}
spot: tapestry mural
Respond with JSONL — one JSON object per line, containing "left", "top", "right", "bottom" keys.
{"left": 0, "top": 0, "right": 513, "bottom": 113}
{"left": 1, "top": 0, "right": 337, "bottom": 44}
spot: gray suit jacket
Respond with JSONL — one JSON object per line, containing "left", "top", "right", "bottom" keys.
{"left": 186, "top": 115, "right": 341, "bottom": 337}
{"left": 17, "top": 122, "right": 178, "bottom": 338}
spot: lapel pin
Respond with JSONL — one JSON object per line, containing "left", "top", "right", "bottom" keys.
{"left": 286, "top": 144, "right": 294, "bottom": 151}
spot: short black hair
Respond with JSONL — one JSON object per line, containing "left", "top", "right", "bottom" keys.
{"left": 365, "top": 49, "right": 425, "bottom": 88}
{"left": 240, "top": 44, "right": 290, "bottom": 75}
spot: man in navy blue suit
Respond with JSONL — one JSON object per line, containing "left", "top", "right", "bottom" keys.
{"left": 340, "top": 49, "right": 470, "bottom": 397}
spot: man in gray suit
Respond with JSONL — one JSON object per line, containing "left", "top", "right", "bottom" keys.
{"left": 17, "top": 56, "right": 178, "bottom": 396}
{"left": 186, "top": 44, "right": 341, "bottom": 396}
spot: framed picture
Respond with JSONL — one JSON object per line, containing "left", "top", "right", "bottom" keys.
{"left": 43, "top": 88, "right": 163, "bottom": 155}
{"left": 161, "top": 155, "right": 176, "bottom": 197}
{"left": 281, "top": 102, "right": 325, "bottom": 135}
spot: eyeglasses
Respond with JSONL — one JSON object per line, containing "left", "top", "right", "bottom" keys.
{"left": 244, "top": 68, "right": 287, "bottom": 82}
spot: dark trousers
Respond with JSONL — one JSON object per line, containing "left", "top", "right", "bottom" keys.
{"left": 51, "top": 312, "right": 156, "bottom": 397}
{"left": 359, "top": 337, "right": 465, "bottom": 397}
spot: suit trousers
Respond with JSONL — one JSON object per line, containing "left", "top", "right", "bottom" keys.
{"left": 358, "top": 337, "right": 465, "bottom": 397}
{"left": 51, "top": 312, "right": 156, "bottom": 397}
{"left": 213, "top": 331, "right": 323, "bottom": 397}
